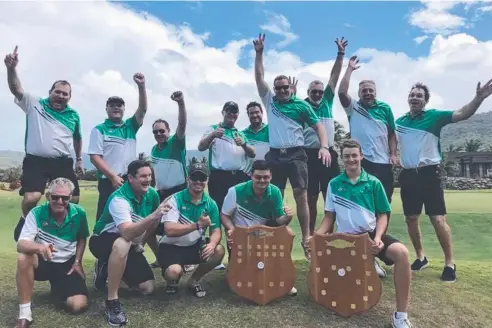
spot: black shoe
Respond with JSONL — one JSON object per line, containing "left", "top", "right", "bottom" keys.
{"left": 105, "top": 299, "right": 128, "bottom": 327}
{"left": 440, "top": 264, "right": 456, "bottom": 283}
{"left": 410, "top": 257, "right": 429, "bottom": 272}
{"left": 93, "top": 259, "right": 108, "bottom": 292}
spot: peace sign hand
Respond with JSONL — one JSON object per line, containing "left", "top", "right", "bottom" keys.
{"left": 253, "top": 33, "right": 265, "bottom": 53}
{"left": 348, "top": 55, "right": 360, "bottom": 71}
{"left": 335, "top": 37, "right": 348, "bottom": 52}
{"left": 476, "top": 79, "right": 492, "bottom": 101}
{"left": 4, "top": 45, "right": 19, "bottom": 69}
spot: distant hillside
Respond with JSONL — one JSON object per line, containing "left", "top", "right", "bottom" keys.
{"left": 0, "top": 112, "right": 490, "bottom": 169}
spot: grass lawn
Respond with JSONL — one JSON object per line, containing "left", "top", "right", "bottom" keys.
{"left": 0, "top": 181, "right": 491, "bottom": 327}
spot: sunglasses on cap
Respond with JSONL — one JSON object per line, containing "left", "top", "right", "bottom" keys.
{"left": 153, "top": 129, "right": 167, "bottom": 135}
{"left": 51, "top": 195, "right": 70, "bottom": 202}
{"left": 274, "top": 85, "right": 290, "bottom": 91}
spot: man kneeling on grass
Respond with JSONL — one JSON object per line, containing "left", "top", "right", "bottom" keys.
{"left": 307, "top": 139, "right": 413, "bottom": 328}
{"left": 15, "top": 178, "right": 90, "bottom": 328}
{"left": 157, "top": 161, "right": 225, "bottom": 297}
{"left": 220, "top": 159, "right": 298, "bottom": 296}
{"left": 89, "top": 160, "right": 169, "bottom": 327}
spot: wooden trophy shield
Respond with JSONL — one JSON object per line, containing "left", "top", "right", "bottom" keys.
{"left": 226, "top": 225, "right": 295, "bottom": 305}
{"left": 307, "top": 232, "right": 382, "bottom": 317}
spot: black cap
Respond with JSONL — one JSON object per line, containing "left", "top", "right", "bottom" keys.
{"left": 223, "top": 101, "right": 239, "bottom": 113}
{"left": 106, "top": 96, "right": 125, "bottom": 106}
{"left": 188, "top": 162, "right": 210, "bottom": 178}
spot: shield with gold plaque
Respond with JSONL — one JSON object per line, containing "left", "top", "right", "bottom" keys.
{"left": 307, "top": 232, "right": 382, "bottom": 317}
{"left": 226, "top": 225, "right": 296, "bottom": 305}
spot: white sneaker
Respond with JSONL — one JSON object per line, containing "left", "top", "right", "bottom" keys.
{"left": 288, "top": 287, "right": 297, "bottom": 296}
{"left": 392, "top": 313, "right": 413, "bottom": 328}
{"left": 214, "top": 263, "right": 226, "bottom": 270}
{"left": 375, "top": 259, "right": 387, "bottom": 278}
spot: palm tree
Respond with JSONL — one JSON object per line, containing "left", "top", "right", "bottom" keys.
{"left": 446, "top": 144, "right": 464, "bottom": 152}
{"left": 463, "top": 139, "right": 482, "bottom": 152}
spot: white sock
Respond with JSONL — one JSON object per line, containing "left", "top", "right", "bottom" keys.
{"left": 395, "top": 311, "right": 408, "bottom": 320}
{"left": 19, "top": 302, "right": 32, "bottom": 321}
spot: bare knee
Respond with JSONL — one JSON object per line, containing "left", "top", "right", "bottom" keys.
{"left": 212, "top": 244, "right": 225, "bottom": 262}
{"left": 111, "top": 238, "right": 132, "bottom": 258}
{"left": 292, "top": 188, "right": 307, "bottom": 200}
{"left": 17, "top": 253, "right": 37, "bottom": 270}
{"left": 22, "top": 192, "right": 42, "bottom": 212}
{"left": 405, "top": 215, "right": 419, "bottom": 224}
{"left": 430, "top": 215, "right": 447, "bottom": 227}
{"left": 387, "top": 243, "right": 410, "bottom": 264}
{"left": 164, "top": 264, "right": 183, "bottom": 280}
{"left": 66, "top": 295, "right": 88, "bottom": 314}
{"left": 138, "top": 280, "right": 155, "bottom": 295}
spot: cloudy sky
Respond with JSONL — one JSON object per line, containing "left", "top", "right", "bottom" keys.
{"left": 1, "top": 0, "right": 491, "bottom": 155}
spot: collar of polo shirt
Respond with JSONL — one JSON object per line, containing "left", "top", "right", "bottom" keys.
{"left": 244, "top": 180, "right": 272, "bottom": 201}
{"left": 340, "top": 168, "right": 369, "bottom": 185}
{"left": 182, "top": 188, "right": 207, "bottom": 205}
{"left": 103, "top": 118, "right": 126, "bottom": 128}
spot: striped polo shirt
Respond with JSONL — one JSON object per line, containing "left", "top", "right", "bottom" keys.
{"left": 202, "top": 124, "right": 249, "bottom": 171}
{"left": 343, "top": 99, "right": 395, "bottom": 164}
{"left": 304, "top": 86, "right": 335, "bottom": 148}
{"left": 151, "top": 134, "right": 187, "bottom": 190}
{"left": 241, "top": 123, "right": 269, "bottom": 175}
{"left": 221, "top": 180, "right": 285, "bottom": 227}
{"left": 395, "top": 109, "right": 454, "bottom": 169}
{"left": 18, "top": 202, "right": 90, "bottom": 263}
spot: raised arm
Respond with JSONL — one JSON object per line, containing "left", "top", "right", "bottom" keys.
{"left": 171, "top": 91, "right": 187, "bottom": 139}
{"left": 338, "top": 56, "right": 360, "bottom": 108}
{"left": 452, "top": 79, "right": 492, "bottom": 122}
{"left": 327, "top": 37, "right": 348, "bottom": 93}
{"left": 4, "top": 46, "right": 24, "bottom": 101}
{"left": 132, "top": 72, "right": 148, "bottom": 126}
{"left": 253, "top": 33, "right": 270, "bottom": 98}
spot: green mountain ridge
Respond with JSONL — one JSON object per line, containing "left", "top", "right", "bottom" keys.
{"left": 0, "top": 111, "right": 490, "bottom": 169}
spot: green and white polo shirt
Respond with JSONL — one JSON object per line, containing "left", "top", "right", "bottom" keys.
{"left": 395, "top": 109, "right": 454, "bottom": 169}
{"left": 18, "top": 202, "right": 90, "bottom": 263}
{"left": 88, "top": 115, "right": 141, "bottom": 179}
{"left": 202, "top": 124, "right": 249, "bottom": 171}
{"left": 304, "top": 86, "right": 335, "bottom": 148}
{"left": 343, "top": 99, "right": 395, "bottom": 164}
{"left": 260, "top": 90, "right": 320, "bottom": 149}
{"left": 221, "top": 180, "right": 285, "bottom": 227}
{"left": 93, "top": 181, "right": 160, "bottom": 243}
{"left": 325, "top": 169, "right": 390, "bottom": 234}
{"left": 151, "top": 134, "right": 187, "bottom": 190}
{"left": 241, "top": 123, "right": 269, "bottom": 175}
{"left": 14, "top": 93, "right": 82, "bottom": 158}
{"left": 159, "top": 189, "right": 220, "bottom": 247}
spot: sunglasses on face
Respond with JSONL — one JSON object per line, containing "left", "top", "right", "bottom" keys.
{"left": 153, "top": 129, "right": 167, "bottom": 135}
{"left": 310, "top": 90, "right": 324, "bottom": 95}
{"left": 190, "top": 174, "right": 207, "bottom": 182}
{"left": 51, "top": 195, "right": 70, "bottom": 202}
{"left": 274, "top": 85, "right": 290, "bottom": 92}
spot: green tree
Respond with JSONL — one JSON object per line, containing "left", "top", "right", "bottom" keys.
{"left": 463, "top": 139, "right": 482, "bottom": 152}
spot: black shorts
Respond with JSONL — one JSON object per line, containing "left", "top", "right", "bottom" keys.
{"left": 158, "top": 183, "right": 187, "bottom": 203}
{"left": 305, "top": 147, "right": 340, "bottom": 198}
{"left": 89, "top": 232, "right": 155, "bottom": 287}
{"left": 361, "top": 158, "right": 394, "bottom": 203}
{"left": 367, "top": 230, "right": 400, "bottom": 266}
{"left": 398, "top": 165, "right": 446, "bottom": 216}
{"left": 34, "top": 255, "right": 88, "bottom": 301}
{"left": 208, "top": 169, "right": 249, "bottom": 212}
{"left": 158, "top": 240, "right": 207, "bottom": 270}
{"left": 95, "top": 175, "right": 128, "bottom": 219}
{"left": 265, "top": 147, "right": 308, "bottom": 190}
{"left": 19, "top": 154, "right": 80, "bottom": 197}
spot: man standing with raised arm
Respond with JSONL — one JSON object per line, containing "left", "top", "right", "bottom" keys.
{"left": 253, "top": 33, "right": 331, "bottom": 257}
{"left": 5, "top": 46, "right": 84, "bottom": 243}
{"left": 303, "top": 37, "right": 347, "bottom": 236}
{"left": 337, "top": 56, "right": 398, "bottom": 204}
{"left": 396, "top": 80, "right": 492, "bottom": 283}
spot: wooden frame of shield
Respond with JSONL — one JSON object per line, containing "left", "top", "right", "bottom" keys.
{"left": 307, "top": 232, "right": 382, "bottom": 317}
{"left": 226, "top": 225, "right": 296, "bottom": 305}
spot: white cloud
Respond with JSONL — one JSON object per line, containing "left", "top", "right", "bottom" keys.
{"left": 259, "top": 12, "right": 299, "bottom": 48}
{"left": 408, "top": 1, "right": 466, "bottom": 34}
{"left": 414, "top": 35, "right": 430, "bottom": 44}
{"left": 0, "top": 1, "right": 492, "bottom": 159}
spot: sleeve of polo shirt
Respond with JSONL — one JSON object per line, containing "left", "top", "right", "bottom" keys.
{"left": 374, "top": 180, "right": 391, "bottom": 214}
{"left": 73, "top": 112, "right": 82, "bottom": 141}
{"left": 108, "top": 197, "right": 133, "bottom": 227}
{"left": 18, "top": 211, "right": 38, "bottom": 242}
{"left": 77, "top": 208, "right": 90, "bottom": 239}
{"left": 272, "top": 187, "right": 285, "bottom": 218}
{"left": 221, "top": 187, "right": 237, "bottom": 216}
{"left": 202, "top": 126, "right": 215, "bottom": 138}
{"left": 14, "top": 92, "right": 38, "bottom": 114}
{"left": 129, "top": 115, "right": 142, "bottom": 132}
{"left": 260, "top": 89, "right": 274, "bottom": 109}
{"left": 208, "top": 200, "right": 221, "bottom": 231}
{"left": 386, "top": 104, "right": 396, "bottom": 132}
{"left": 323, "top": 84, "right": 335, "bottom": 103}
{"left": 324, "top": 182, "right": 336, "bottom": 212}
{"left": 171, "top": 134, "right": 186, "bottom": 150}
{"left": 161, "top": 197, "right": 179, "bottom": 223}
{"left": 87, "top": 127, "right": 104, "bottom": 155}
{"left": 342, "top": 98, "right": 356, "bottom": 117}
{"left": 302, "top": 101, "right": 321, "bottom": 127}
{"left": 436, "top": 109, "right": 454, "bottom": 129}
